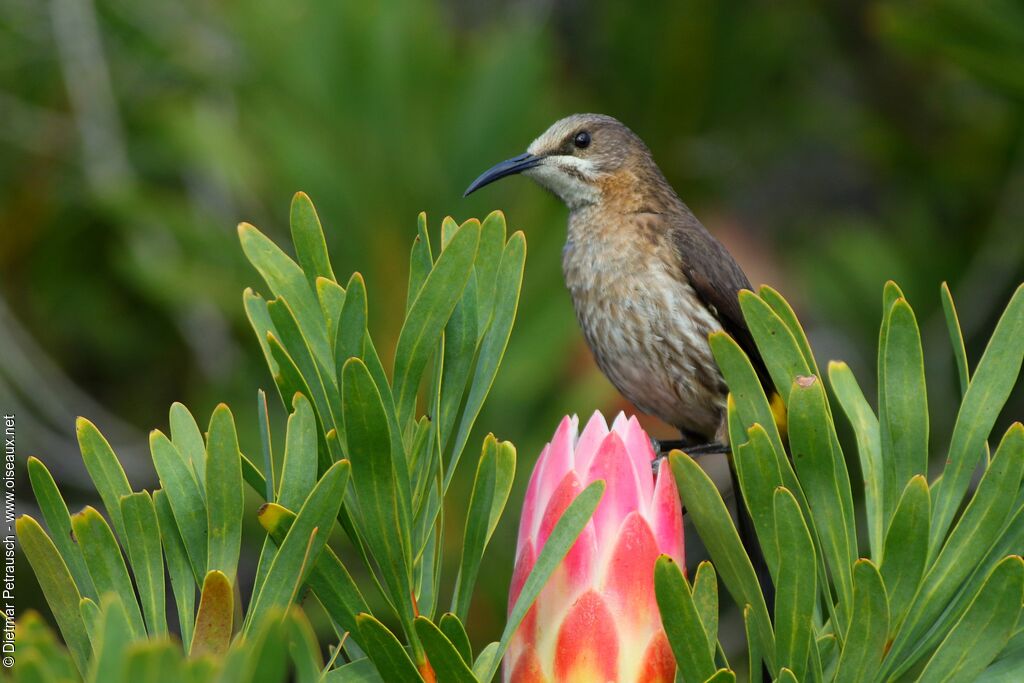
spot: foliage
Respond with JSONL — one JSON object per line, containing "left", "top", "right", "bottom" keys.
{"left": 13, "top": 197, "right": 602, "bottom": 682}
{"left": 658, "top": 282, "right": 1024, "bottom": 682}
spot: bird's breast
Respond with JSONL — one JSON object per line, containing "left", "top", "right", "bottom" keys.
{"left": 562, "top": 214, "right": 727, "bottom": 437}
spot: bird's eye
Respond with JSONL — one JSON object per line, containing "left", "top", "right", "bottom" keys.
{"left": 573, "top": 131, "right": 591, "bottom": 149}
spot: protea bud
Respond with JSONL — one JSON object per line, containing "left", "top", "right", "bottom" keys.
{"left": 506, "top": 412, "right": 684, "bottom": 682}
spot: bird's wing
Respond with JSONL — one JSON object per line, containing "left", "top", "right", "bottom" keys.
{"left": 672, "top": 219, "right": 775, "bottom": 394}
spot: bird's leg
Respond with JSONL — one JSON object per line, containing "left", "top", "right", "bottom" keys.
{"left": 656, "top": 440, "right": 731, "bottom": 456}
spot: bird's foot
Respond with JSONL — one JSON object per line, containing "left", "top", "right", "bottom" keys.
{"left": 653, "top": 439, "right": 731, "bottom": 456}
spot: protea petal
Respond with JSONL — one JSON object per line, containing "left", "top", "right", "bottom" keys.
{"left": 553, "top": 590, "right": 619, "bottom": 682}
{"left": 535, "top": 416, "right": 577, "bottom": 519}
{"left": 509, "top": 647, "right": 548, "bottom": 683}
{"left": 649, "top": 464, "right": 685, "bottom": 566}
{"left": 623, "top": 416, "right": 657, "bottom": 501}
{"left": 574, "top": 411, "right": 609, "bottom": 474}
{"left": 585, "top": 432, "right": 642, "bottom": 546}
{"left": 517, "top": 443, "right": 549, "bottom": 553}
{"left": 601, "top": 511, "right": 660, "bottom": 629}
{"left": 635, "top": 631, "right": 675, "bottom": 683}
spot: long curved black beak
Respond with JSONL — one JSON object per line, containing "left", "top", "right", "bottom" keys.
{"left": 463, "top": 152, "right": 541, "bottom": 197}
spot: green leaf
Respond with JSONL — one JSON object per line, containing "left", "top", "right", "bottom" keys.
{"left": 772, "top": 487, "right": 816, "bottom": 681}
{"left": 940, "top": 282, "right": 970, "bottom": 397}
{"left": 289, "top": 191, "right": 336, "bottom": 290}
{"left": 393, "top": 218, "right": 480, "bottom": 427}
{"left": 479, "top": 480, "right": 605, "bottom": 683}
{"left": 119, "top": 491, "right": 167, "bottom": 637}
{"left": 267, "top": 333, "right": 335, "bottom": 470}
{"left": 244, "top": 286, "right": 282, "bottom": 377}
{"left": 917, "top": 556, "right": 1024, "bottom": 683}
{"left": 169, "top": 402, "right": 207, "bottom": 498}
{"left": 238, "top": 221, "right": 332, "bottom": 371}
{"left": 733, "top": 422, "right": 784, "bottom": 578}
{"left": 258, "top": 501, "right": 370, "bottom": 646}
{"left": 343, "top": 358, "right": 413, "bottom": 617}
{"left": 932, "top": 284, "right": 1024, "bottom": 548}
{"left": 438, "top": 613, "right": 473, "bottom": 665}
{"left": 76, "top": 417, "right": 132, "bottom": 543}
{"left": 205, "top": 404, "right": 243, "bottom": 583}
{"left": 880, "top": 475, "right": 930, "bottom": 628}
{"left": 828, "top": 361, "right": 884, "bottom": 559}
{"left": 487, "top": 441, "right": 516, "bottom": 544}
{"left": 336, "top": 272, "right": 368, "bottom": 370}
{"left": 669, "top": 451, "right": 775, "bottom": 671}
{"left": 317, "top": 276, "right": 346, "bottom": 353}
{"left": 655, "top": 555, "right": 717, "bottom": 683}
{"left": 692, "top": 561, "right": 720, "bottom": 661}
{"left": 437, "top": 264, "right": 478, "bottom": 458}
{"left": 451, "top": 436, "right": 497, "bottom": 622}
{"left": 122, "top": 640, "right": 183, "bottom": 683}
{"left": 234, "top": 609, "right": 292, "bottom": 683}
{"left": 278, "top": 393, "right": 318, "bottom": 511}
{"left": 446, "top": 231, "right": 525, "bottom": 485}
{"left": 833, "top": 559, "right": 889, "bottom": 683}
{"left": 788, "top": 374, "right": 856, "bottom": 620}
{"left": 87, "top": 595, "right": 133, "bottom": 683}
{"left": 80, "top": 596, "right": 101, "bottom": 645}
{"left": 744, "top": 605, "right": 764, "bottom": 683}
{"left": 189, "top": 570, "right": 233, "bottom": 657}
{"left": 150, "top": 430, "right": 207, "bottom": 583}
{"left": 758, "top": 285, "right": 819, "bottom": 376}
{"left": 880, "top": 298, "right": 929, "bottom": 526}
{"left": 474, "top": 211, "right": 508, "bottom": 329}
{"left": 71, "top": 506, "right": 146, "bottom": 639}
{"left": 894, "top": 423, "right": 1024, "bottom": 665}
{"left": 774, "top": 668, "right": 796, "bottom": 683}
{"left": 26, "top": 456, "right": 97, "bottom": 600}
{"left": 247, "top": 460, "right": 350, "bottom": 632}
{"left": 356, "top": 613, "right": 425, "bottom": 682}
{"left": 153, "top": 489, "right": 195, "bottom": 650}
{"left": 414, "top": 617, "right": 478, "bottom": 683}
{"left": 257, "top": 388, "right": 276, "bottom": 502}
{"left": 406, "top": 212, "right": 433, "bottom": 313}
{"left": 15, "top": 515, "right": 91, "bottom": 677}
{"left": 739, "top": 290, "right": 813, "bottom": 403}
{"left": 287, "top": 609, "right": 324, "bottom": 683}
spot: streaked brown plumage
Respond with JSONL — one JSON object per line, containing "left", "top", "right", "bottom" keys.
{"left": 466, "top": 113, "right": 773, "bottom": 445}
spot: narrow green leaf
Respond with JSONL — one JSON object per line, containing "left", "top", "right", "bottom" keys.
{"left": 257, "top": 388, "right": 276, "bottom": 502}
{"left": 153, "top": 490, "right": 195, "bottom": 650}
{"left": 833, "top": 560, "right": 889, "bottom": 683}
{"left": 774, "top": 668, "right": 796, "bottom": 683}
{"left": 278, "top": 393, "right": 318, "bottom": 510}
{"left": 406, "top": 212, "right": 433, "bottom": 313}
{"left": 393, "top": 218, "right": 480, "bottom": 427}
{"left": 487, "top": 441, "right": 516, "bottom": 544}
{"left": 475, "top": 210, "right": 507, "bottom": 329}
{"left": 669, "top": 451, "right": 775, "bottom": 671}
{"left": 122, "top": 640, "right": 183, "bottom": 683}
{"left": 15, "top": 515, "right": 91, "bottom": 677}
{"left": 932, "top": 284, "right": 1024, "bottom": 547}
{"left": 169, "top": 402, "right": 207, "bottom": 498}
{"left": 244, "top": 287, "right": 281, "bottom": 377}
{"left": 739, "top": 290, "right": 813, "bottom": 403}
{"left": 317, "top": 276, "right": 346, "bottom": 353}
{"left": 437, "top": 266, "right": 478, "bottom": 458}
{"left": 205, "top": 404, "right": 243, "bottom": 583}
{"left": 238, "top": 221, "right": 332, "bottom": 370}
{"left": 247, "top": 460, "right": 350, "bottom": 632}
{"left": 80, "top": 596, "right": 101, "bottom": 645}
{"left": 290, "top": 191, "right": 336, "bottom": 289}
{"left": 692, "top": 561, "right": 719, "bottom": 661}
{"left": 76, "top": 417, "right": 132, "bottom": 543}
{"left": 336, "top": 272, "right": 368, "bottom": 368}
{"left": 916, "top": 556, "right": 1024, "bottom": 683}
{"left": 655, "top": 555, "right": 717, "bottom": 683}
{"left": 71, "top": 506, "right": 146, "bottom": 639}
{"left": 356, "top": 614, "right": 425, "bottom": 682}
{"left": 26, "top": 457, "right": 97, "bottom": 599}
{"left": 87, "top": 595, "right": 133, "bottom": 683}
{"left": 733, "top": 422, "right": 784, "bottom": 578}
{"left": 940, "top": 282, "right": 970, "bottom": 397}
{"left": 788, "top": 375, "right": 856, "bottom": 619}
{"left": 288, "top": 608, "right": 325, "bottom": 683}
{"left": 880, "top": 475, "right": 930, "bottom": 627}
{"left": 772, "top": 487, "right": 816, "bottom": 681}
{"left": 451, "top": 436, "right": 497, "bottom": 622}
{"left": 828, "top": 361, "right": 884, "bottom": 558}
{"left": 119, "top": 491, "right": 167, "bottom": 637}
{"left": 480, "top": 480, "right": 605, "bottom": 683}
{"left": 439, "top": 613, "right": 473, "bottom": 665}
{"left": 447, "top": 231, "right": 525, "bottom": 486}
{"left": 267, "top": 334, "right": 335, "bottom": 471}
{"left": 190, "top": 570, "right": 233, "bottom": 657}
{"left": 880, "top": 298, "right": 929, "bottom": 525}
{"left": 259, "top": 501, "right": 370, "bottom": 645}
{"left": 343, "top": 358, "right": 413, "bottom": 615}
{"left": 150, "top": 430, "right": 207, "bottom": 583}
{"left": 414, "top": 617, "right": 478, "bottom": 683}
{"left": 744, "top": 605, "right": 764, "bottom": 683}
{"left": 758, "top": 285, "right": 819, "bottom": 376}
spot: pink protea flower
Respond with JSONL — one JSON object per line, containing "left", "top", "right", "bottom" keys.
{"left": 505, "top": 412, "right": 684, "bottom": 683}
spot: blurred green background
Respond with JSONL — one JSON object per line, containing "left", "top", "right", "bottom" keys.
{"left": 3, "top": 0, "right": 1023, "bottom": 657}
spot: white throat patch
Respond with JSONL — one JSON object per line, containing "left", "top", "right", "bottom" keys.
{"left": 524, "top": 157, "right": 600, "bottom": 210}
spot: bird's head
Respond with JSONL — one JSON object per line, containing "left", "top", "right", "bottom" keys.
{"left": 464, "top": 114, "right": 653, "bottom": 210}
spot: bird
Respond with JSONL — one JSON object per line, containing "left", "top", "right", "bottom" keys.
{"left": 464, "top": 113, "right": 781, "bottom": 603}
